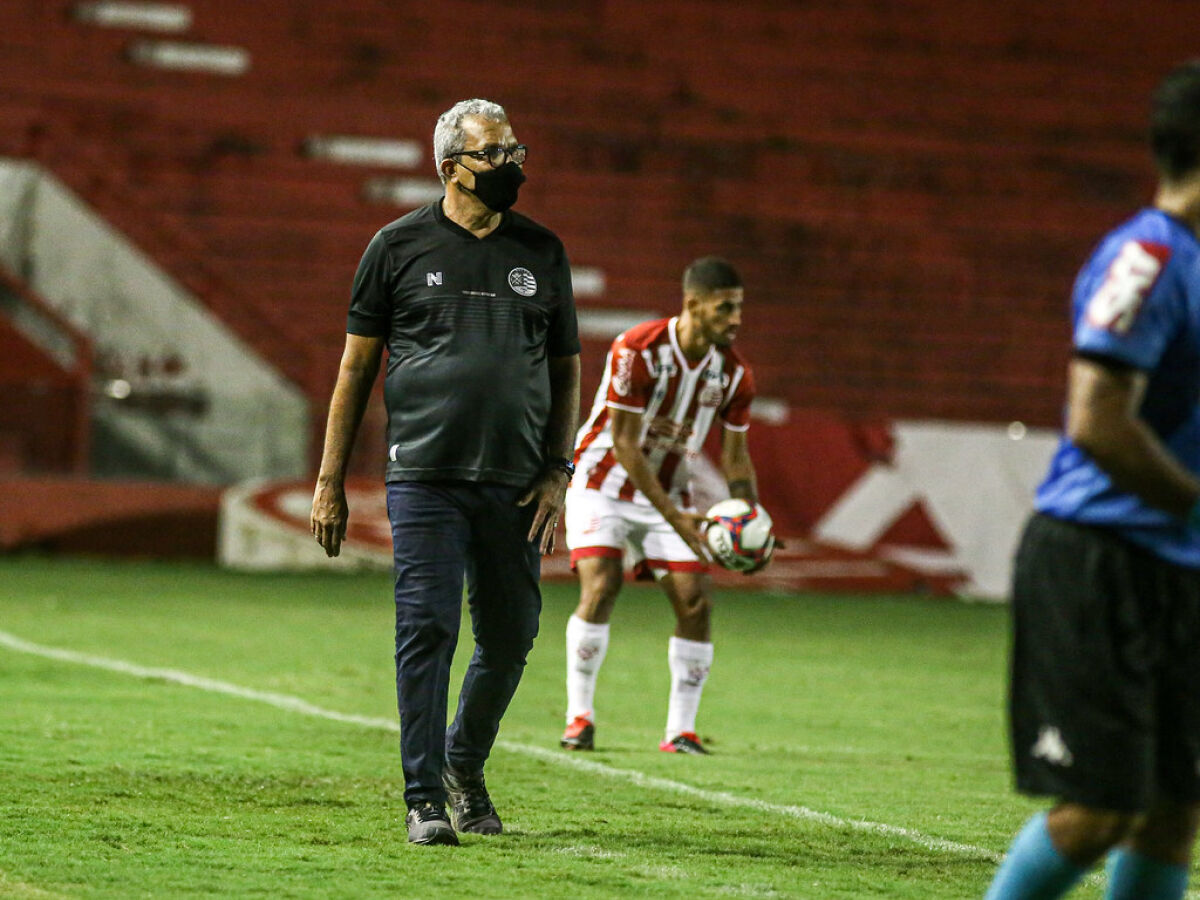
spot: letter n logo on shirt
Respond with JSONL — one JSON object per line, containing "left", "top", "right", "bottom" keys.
{"left": 426, "top": 272, "right": 442, "bottom": 287}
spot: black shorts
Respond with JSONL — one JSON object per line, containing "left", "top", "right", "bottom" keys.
{"left": 1010, "top": 513, "right": 1200, "bottom": 812}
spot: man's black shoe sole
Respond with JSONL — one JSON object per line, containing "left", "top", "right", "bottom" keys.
{"left": 455, "top": 817, "right": 502, "bottom": 835}
{"left": 560, "top": 722, "right": 595, "bottom": 751}
{"left": 408, "top": 829, "right": 459, "bottom": 846}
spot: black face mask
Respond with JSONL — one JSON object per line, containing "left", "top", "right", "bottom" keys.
{"left": 462, "top": 161, "right": 526, "bottom": 212}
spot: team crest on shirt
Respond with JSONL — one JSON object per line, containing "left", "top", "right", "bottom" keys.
{"left": 508, "top": 267, "right": 538, "bottom": 297}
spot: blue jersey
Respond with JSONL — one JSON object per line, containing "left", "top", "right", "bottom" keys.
{"left": 1036, "top": 208, "right": 1200, "bottom": 568}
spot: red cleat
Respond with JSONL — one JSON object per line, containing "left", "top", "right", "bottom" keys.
{"left": 560, "top": 715, "right": 595, "bottom": 751}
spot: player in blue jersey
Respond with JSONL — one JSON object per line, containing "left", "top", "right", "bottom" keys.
{"left": 984, "top": 61, "right": 1200, "bottom": 900}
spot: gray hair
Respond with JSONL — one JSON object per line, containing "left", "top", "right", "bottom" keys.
{"left": 433, "top": 99, "right": 509, "bottom": 183}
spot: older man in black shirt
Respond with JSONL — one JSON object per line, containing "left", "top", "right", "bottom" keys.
{"left": 311, "top": 99, "right": 581, "bottom": 846}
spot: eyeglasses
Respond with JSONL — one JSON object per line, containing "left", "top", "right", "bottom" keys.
{"left": 451, "top": 144, "right": 528, "bottom": 168}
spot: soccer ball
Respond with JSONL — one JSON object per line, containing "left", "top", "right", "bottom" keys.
{"left": 704, "top": 499, "right": 775, "bottom": 573}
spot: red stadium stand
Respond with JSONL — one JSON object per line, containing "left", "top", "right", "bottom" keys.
{"left": 0, "top": 269, "right": 91, "bottom": 474}
{"left": 0, "top": 0, "right": 1182, "bottom": 471}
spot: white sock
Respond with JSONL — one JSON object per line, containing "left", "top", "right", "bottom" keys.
{"left": 665, "top": 636, "right": 714, "bottom": 740}
{"left": 565, "top": 614, "right": 610, "bottom": 722}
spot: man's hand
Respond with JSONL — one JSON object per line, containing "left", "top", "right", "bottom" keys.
{"left": 311, "top": 478, "right": 349, "bottom": 558}
{"left": 668, "top": 510, "right": 711, "bottom": 561}
{"left": 518, "top": 470, "right": 570, "bottom": 555}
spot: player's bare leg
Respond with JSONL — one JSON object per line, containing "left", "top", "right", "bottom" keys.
{"left": 562, "top": 556, "right": 624, "bottom": 749}
{"left": 1100, "top": 799, "right": 1200, "bottom": 898}
{"left": 986, "top": 801, "right": 1195, "bottom": 900}
{"left": 1045, "top": 803, "right": 1137, "bottom": 865}
{"left": 659, "top": 571, "right": 713, "bottom": 753}
{"left": 1126, "top": 798, "right": 1200, "bottom": 864}
{"left": 661, "top": 570, "right": 711, "bottom": 641}
{"left": 573, "top": 556, "right": 623, "bottom": 625}
{"left": 983, "top": 804, "right": 1124, "bottom": 899}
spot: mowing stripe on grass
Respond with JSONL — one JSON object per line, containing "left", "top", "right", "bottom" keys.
{"left": 508, "top": 742, "right": 1002, "bottom": 862}
{"left": 0, "top": 868, "right": 68, "bottom": 899}
{"left": 0, "top": 628, "right": 1001, "bottom": 865}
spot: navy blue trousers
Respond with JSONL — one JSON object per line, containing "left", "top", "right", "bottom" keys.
{"left": 386, "top": 481, "right": 542, "bottom": 807}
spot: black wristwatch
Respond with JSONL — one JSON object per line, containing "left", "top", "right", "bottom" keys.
{"left": 547, "top": 456, "right": 576, "bottom": 479}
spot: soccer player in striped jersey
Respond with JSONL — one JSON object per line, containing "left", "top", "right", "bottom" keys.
{"left": 560, "top": 256, "right": 765, "bottom": 754}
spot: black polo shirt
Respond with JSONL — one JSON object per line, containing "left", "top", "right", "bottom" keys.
{"left": 346, "top": 200, "right": 580, "bottom": 487}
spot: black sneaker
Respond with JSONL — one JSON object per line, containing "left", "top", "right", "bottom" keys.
{"left": 659, "top": 732, "right": 710, "bottom": 754}
{"left": 442, "top": 767, "right": 503, "bottom": 835}
{"left": 405, "top": 801, "right": 459, "bottom": 845}
{"left": 560, "top": 715, "right": 595, "bottom": 751}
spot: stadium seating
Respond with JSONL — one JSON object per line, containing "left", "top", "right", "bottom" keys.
{"left": 0, "top": 0, "right": 1184, "bottom": 476}
{"left": 0, "top": 270, "right": 91, "bottom": 474}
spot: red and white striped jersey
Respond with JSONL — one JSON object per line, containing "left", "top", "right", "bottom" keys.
{"left": 571, "top": 317, "right": 755, "bottom": 506}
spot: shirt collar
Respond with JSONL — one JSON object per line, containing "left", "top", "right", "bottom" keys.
{"left": 435, "top": 198, "right": 511, "bottom": 240}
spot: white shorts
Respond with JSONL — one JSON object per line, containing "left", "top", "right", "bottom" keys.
{"left": 564, "top": 488, "right": 705, "bottom": 578}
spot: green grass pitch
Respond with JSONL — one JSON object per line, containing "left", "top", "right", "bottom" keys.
{"left": 0, "top": 555, "right": 1097, "bottom": 898}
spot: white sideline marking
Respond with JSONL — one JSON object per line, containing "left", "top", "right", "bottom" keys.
{"left": 508, "top": 741, "right": 1001, "bottom": 862}
{"left": 0, "top": 629, "right": 1041, "bottom": 871}
{"left": 0, "top": 628, "right": 1000, "bottom": 862}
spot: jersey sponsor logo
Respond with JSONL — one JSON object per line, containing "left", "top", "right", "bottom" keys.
{"left": 698, "top": 383, "right": 723, "bottom": 408}
{"left": 1085, "top": 240, "right": 1170, "bottom": 334}
{"left": 645, "top": 416, "right": 693, "bottom": 453}
{"left": 612, "top": 347, "right": 635, "bottom": 396}
{"left": 1030, "top": 725, "right": 1074, "bottom": 767}
{"left": 650, "top": 344, "right": 677, "bottom": 379}
{"left": 507, "top": 267, "right": 538, "bottom": 297}
{"left": 426, "top": 271, "right": 442, "bottom": 286}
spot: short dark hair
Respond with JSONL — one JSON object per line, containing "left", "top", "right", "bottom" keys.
{"left": 1151, "top": 61, "right": 1200, "bottom": 181}
{"left": 682, "top": 256, "right": 742, "bottom": 294}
